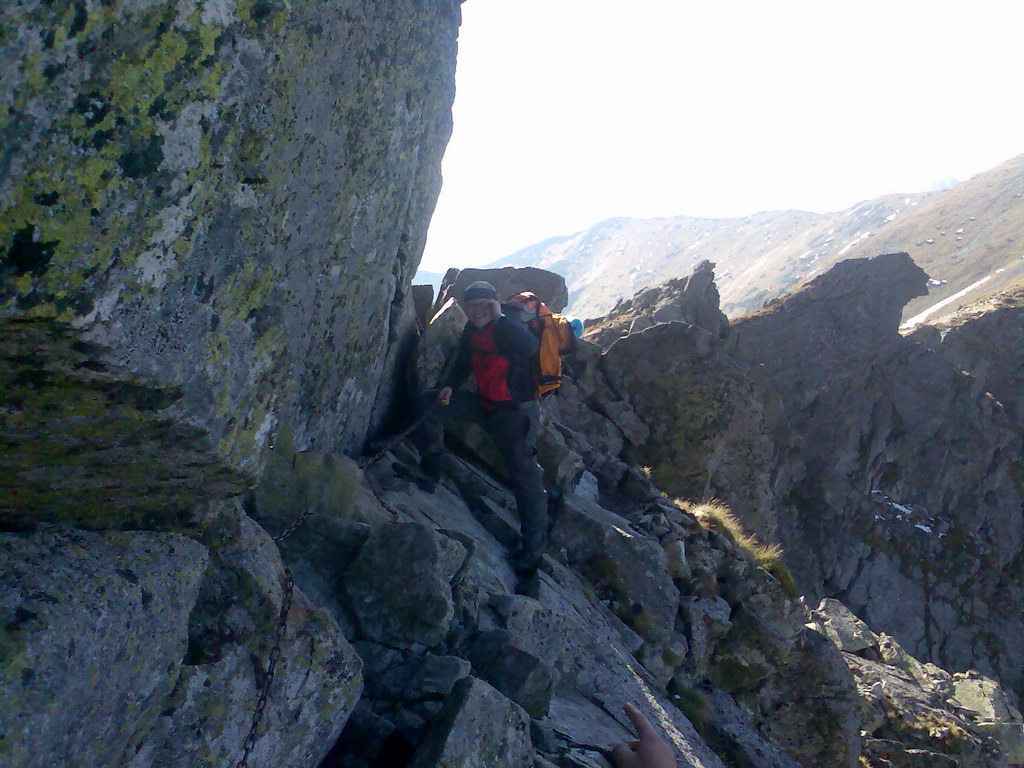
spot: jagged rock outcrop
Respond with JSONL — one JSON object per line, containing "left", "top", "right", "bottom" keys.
{"left": 576, "top": 253, "right": 1022, "bottom": 703}
{"left": 584, "top": 259, "right": 728, "bottom": 346}
{"left": 597, "top": 321, "right": 778, "bottom": 540}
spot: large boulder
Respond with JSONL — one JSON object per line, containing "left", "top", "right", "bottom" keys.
{"left": 415, "top": 296, "right": 467, "bottom": 393}
{"left": 409, "top": 677, "right": 534, "bottom": 768}
{"left": 438, "top": 266, "right": 569, "bottom": 312}
{"left": 133, "top": 505, "right": 363, "bottom": 768}
{"left": 466, "top": 629, "right": 556, "bottom": 718}
{"left": 949, "top": 672, "right": 1024, "bottom": 764}
{"left": 753, "top": 627, "right": 862, "bottom": 768}
{"left": 0, "top": 505, "right": 362, "bottom": 768}
{"left": 549, "top": 497, "right": 679, "bottom": 649}
{"left": 811, "top": 597, "right": 880, "bottom": 654}
{"left": 1, "top": 0, "right": 461, "bottom": 470}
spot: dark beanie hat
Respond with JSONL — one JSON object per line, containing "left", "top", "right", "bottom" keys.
{"left": 463, "top": 281, "right": 497, "bottom": 302}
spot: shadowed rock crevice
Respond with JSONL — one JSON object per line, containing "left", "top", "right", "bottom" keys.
{"left": 0, "top": 319, "right": 249, "bottom": 530}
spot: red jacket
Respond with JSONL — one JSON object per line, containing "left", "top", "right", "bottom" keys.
{"left": 445, "top": 315, "right": 539, "bottom": 404}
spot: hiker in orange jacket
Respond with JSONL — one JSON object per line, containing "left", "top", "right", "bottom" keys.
{"left": 414, "top": 281, "right": 548, "bottom": 598}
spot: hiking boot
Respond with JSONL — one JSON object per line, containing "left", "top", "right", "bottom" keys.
{"left": 515, "top": 569, "right": 541, "bottom": 599}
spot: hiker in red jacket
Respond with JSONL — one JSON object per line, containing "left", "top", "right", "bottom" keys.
{"left": 413, "top": 281, "right": 548, "bottom": 597}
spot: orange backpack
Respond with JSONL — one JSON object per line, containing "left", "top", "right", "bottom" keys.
{"left": 503, "top": 291, "right": 576, "bottom": 397}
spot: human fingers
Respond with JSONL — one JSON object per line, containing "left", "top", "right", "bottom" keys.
{"left": 610, "top": 741, "right": 640, "bottom": 767}
{"left": 623, "top": 703, "right": 658, "bottom": 739}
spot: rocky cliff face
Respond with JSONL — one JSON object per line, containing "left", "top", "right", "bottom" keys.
{"left": 2, "top": 0, "right": 459, "bottom": 469}
{"left": 729, "top": 254, "right": 1024, "bottom": 699}
{"left": 908, "top": 287, "right": 1024, "bottom": 430}
{"left": 568, "top": 254, "right": 1023, "bottom": 708}
{"left": 2, "top": 1, "right": 459, "bottom": 765}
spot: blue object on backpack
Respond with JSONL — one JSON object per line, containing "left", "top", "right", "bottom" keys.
{"left": 569, "top": 317, "right": 584, "bottom": 338}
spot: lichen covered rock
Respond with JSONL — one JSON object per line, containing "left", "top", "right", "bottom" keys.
{"left": 131, "top": 504, "right": 363, "bottom": 768}
{"left": 0, "top": 527, "right": 207, "bottom": 768}
{"left": 0, "top": 318, "right": 247, "bottom": 529}
{"left": 345, "top": 521, "right": 467, "bottom": 649}
{"left": 1, "top": 0, "right": 461, "bottom": 470}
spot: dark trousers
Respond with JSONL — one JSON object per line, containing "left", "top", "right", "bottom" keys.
{"left": 415, "top": 389, "right": 548, "bottom": 574}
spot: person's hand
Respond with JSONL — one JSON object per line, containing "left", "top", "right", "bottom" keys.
{"left": 611, "top": 704, "right": 677, "bottom": 768}
{"left": 437, "top": 386, "right": 453, "bottom": 406}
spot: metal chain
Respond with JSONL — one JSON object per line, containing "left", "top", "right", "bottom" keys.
{"left": 236, "top": 558, "right": 295, "bottom": 768}
{"left": 272, "top": 510, "right": 316, "bottom": 543}
{"left": 357, "top": 407, "right": 434, "bottom": 471}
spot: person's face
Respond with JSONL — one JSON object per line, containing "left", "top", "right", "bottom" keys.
{"left": 465, "top": 299, "right": 495, "bottom": 328}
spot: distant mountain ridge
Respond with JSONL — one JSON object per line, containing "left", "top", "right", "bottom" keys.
{"left": 490, "top": 154, "right": 1024, "bottom": 322}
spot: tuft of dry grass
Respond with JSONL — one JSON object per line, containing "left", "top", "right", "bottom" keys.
{"left": 681, "top": 499, "right": 800, "bottom": 597}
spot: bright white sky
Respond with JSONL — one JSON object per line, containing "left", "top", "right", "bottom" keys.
{"left": 419, "top": 0, "right": 1024, "bottom": 273}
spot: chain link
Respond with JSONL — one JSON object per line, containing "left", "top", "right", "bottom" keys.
{"left": 235, "top": 558, "right": 295, "bottom": 768}
{"left": 271, "top": 510, "right": 315, "bottom": 543}
{"left": 357, "top": 407, "right": 433, "bottom": 471}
